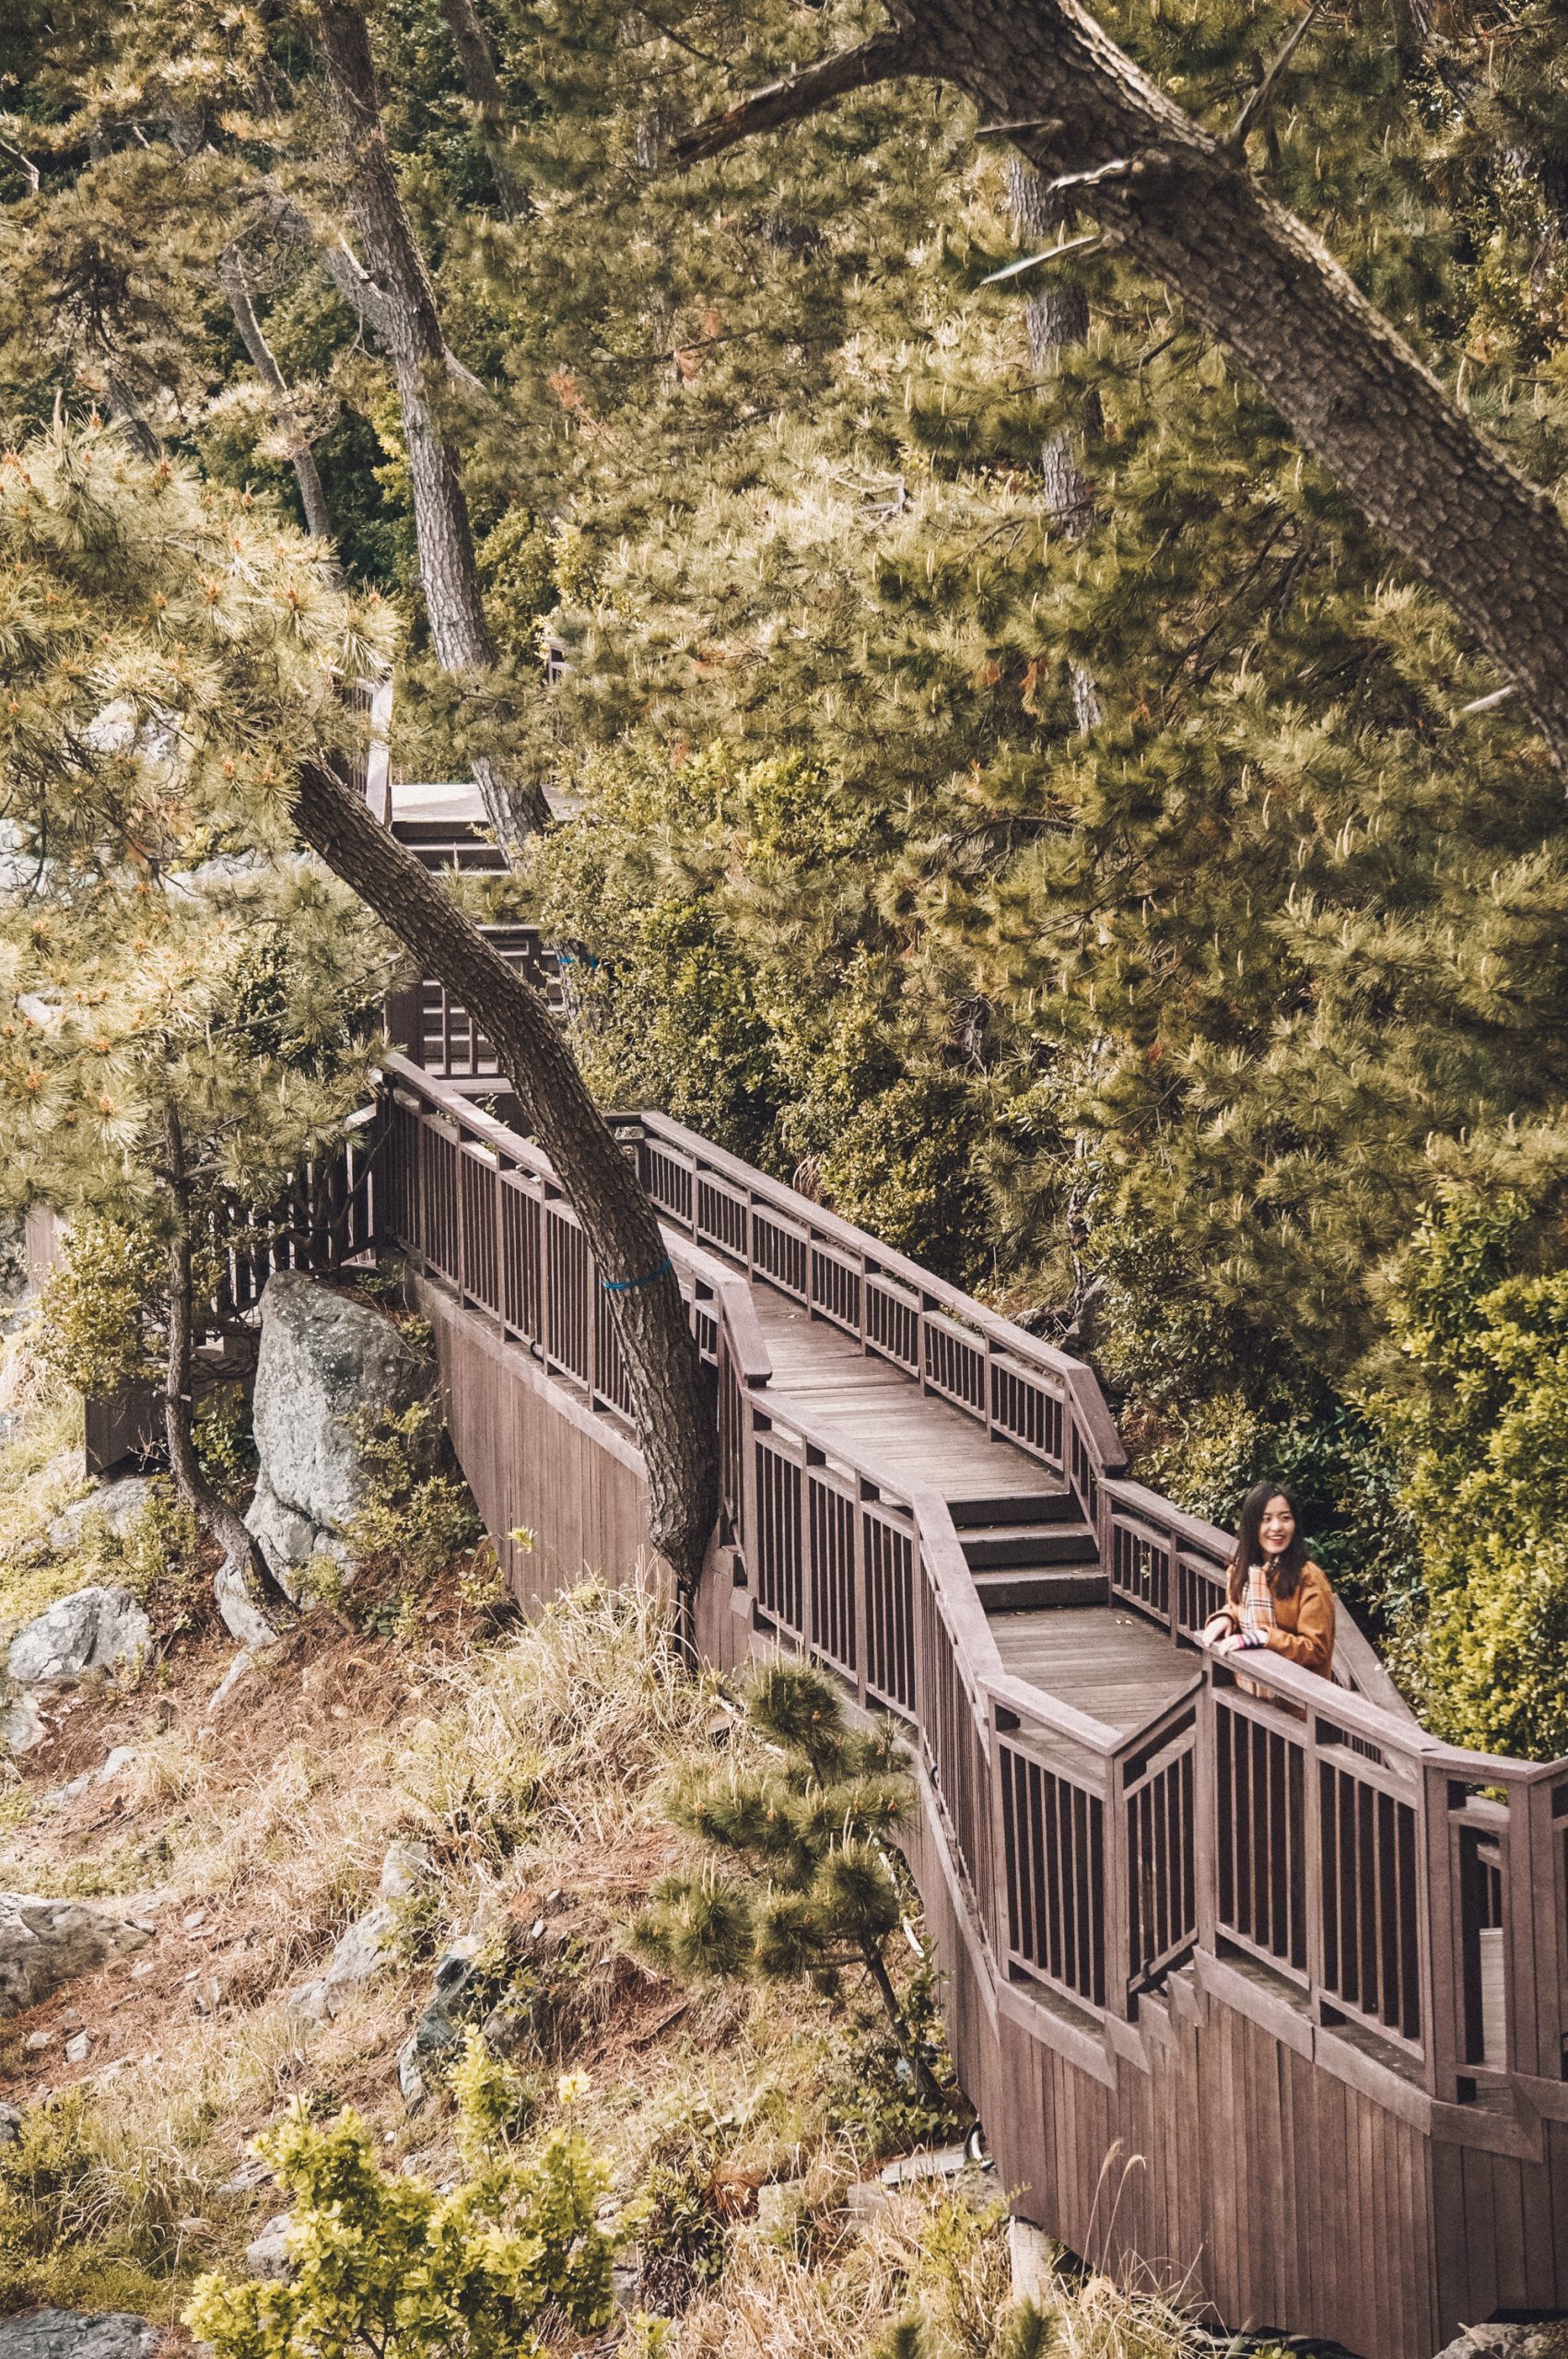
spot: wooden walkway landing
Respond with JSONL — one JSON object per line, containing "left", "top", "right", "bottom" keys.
{"left": 359, "top": 1052, "right": 1568, "bottom": 2359}
{"left": 742, "top": 1275, "right": 1196, "bottom": 1740}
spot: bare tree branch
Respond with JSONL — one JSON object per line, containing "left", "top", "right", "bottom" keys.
{"left": 671, "top": 29, "right": 920, "bottom": 169}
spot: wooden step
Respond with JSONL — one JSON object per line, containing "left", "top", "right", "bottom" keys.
{"left": 960, "top": 1522, "right": 1100, "bottom": 1569}
{"left": 973, "top": 1568, "right": 1110, "bottom": 1612}
{"left": 946, "top": 1491, "right": 1080, "bottom": 1528}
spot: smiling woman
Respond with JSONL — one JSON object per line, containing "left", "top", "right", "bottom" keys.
{"left": 1200, "top": 1479, "right": 1336, "bottom": 1677}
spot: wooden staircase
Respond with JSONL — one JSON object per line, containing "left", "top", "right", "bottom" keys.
{"left": 950, "top": 1491, "right": 1107, "bottom": 1612}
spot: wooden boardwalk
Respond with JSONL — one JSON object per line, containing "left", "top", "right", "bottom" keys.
{"left": 301, "top": 1038, "right": 1568, "bottom": 2358}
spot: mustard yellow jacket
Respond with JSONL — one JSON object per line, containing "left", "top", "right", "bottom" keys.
{"left": 1213, "top": 1559, "right": 1336, "bottom": 1677}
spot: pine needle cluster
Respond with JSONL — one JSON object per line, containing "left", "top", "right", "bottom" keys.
{"left": 630, "top": 1663, "right": 950, "bottom": 2106}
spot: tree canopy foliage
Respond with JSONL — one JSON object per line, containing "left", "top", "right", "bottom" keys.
{"left": 5, "top": 0, "right": 1568, "bottom": 1741}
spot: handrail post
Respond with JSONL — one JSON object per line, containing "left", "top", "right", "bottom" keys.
{"left": 1104, "top": 1741, "right": 1131, "bottom": 2018}
{"left": 1421, "top": 1762, "right": 1463, "bottom": 2102}
{"left": 986, "top": 1685, "right": 1013, "bottom": 1979}
{"left": 1194, "top": 1659, "right": 1220, "bottom": 1959}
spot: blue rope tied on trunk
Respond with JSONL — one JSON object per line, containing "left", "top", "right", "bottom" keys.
{"left": 601, "top": 1255, "right": 674, "bottom": 1294}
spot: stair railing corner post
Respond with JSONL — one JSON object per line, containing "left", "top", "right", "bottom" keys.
{"left": 1421, "top": 1760, "right": 1463, "bottom": 2103}
{"left": 1194, "top": 1657, "right": 1220, "bottom": 1959}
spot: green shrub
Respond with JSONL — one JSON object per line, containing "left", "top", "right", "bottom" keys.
{"left": 183, "top": 2093, "right": 612, "bottom": 2359}
{"left": 629, "top": 1663, "right": 953, "bottom": 2111}
{"left": 340, "top": 1399, "right": 482, "bottom": 1595}
{"left": 1367, "top": 1191, "right": 1568, "bottom": 1757}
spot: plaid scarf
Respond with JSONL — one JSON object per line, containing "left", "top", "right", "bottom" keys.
{"left": 1237, "top": 1563, "right": 1280, "bottom": 1646}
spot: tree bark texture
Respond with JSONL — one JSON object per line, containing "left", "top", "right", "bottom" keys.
{"left": 293, "top": 759, "right": 720, "bottom": 1598}
{"left": 217, "top": 246, "right": 339, "bottom": 553}
{"left": 685, "top": 0, "right": 1568, "bottom": 772}
{"left": 1008, "top": 156, "right": 1101, "bottom": 731}
{"left": 311, "top": 2, "right": 549, "bottom": 841}
{"left": 438, "top": 0, "right": 529, "bottom": 217}
{"left": 895, "top": 0, "right": 1568, "bottom": 768}
{"left": 162, "top": 1108, "right": 293, "bottom": 1647}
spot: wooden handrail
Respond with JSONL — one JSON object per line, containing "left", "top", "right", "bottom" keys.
{"left": 369, "top": 1054, "right": 1568, "bottom": 2112}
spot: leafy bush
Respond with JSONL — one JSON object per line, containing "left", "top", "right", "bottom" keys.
{"left": 183, "top": 2092, "right": 612, "bottom": 2359}
{"left": 33, "top": 1212, "right": 162, "bottom": 1394}
{"left": 339, "top": 1398, "right": 483, "bottom": 1595}
{"left": 1367, "top": 1192, "right": 1568, "bottom": 1757}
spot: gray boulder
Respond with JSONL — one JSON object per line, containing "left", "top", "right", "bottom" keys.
{"left": 47, "top": 1478, "right": 157, "bottom": 1556}
{"left": 7, "top": 1588, "right": 150, "bottom": 1689}
{"left": 0, "top": 1894, "right": 150, "bottom": 2016}
{"left": 244, "top": 1273, "right": 436, "bottom": 1590}
{"left": 0, "top": 2318, "right": 161, "bottom": 2359}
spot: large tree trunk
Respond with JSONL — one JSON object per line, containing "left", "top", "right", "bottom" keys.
{"left": 162, "top": 1108, "right": 294, "bottom": 1649}
{"left": 311, "top": 1, "right": 548, "bottom": 843}
{"left": 895, "top": 0, "right": 1568, "bottom": 769}
{"left": 438, "top": 0, "right": 529, "bottom": 217}
{"left": 682, "top": 7, "right": 1568, "bottom": 772}
{"left": 293, "top": 759, "right": 720, "bottom": 1609}
{"left": 217, "top": 246, "right": 339, "bottom": 556}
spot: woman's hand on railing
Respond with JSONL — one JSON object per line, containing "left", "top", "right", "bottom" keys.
{"left": 1200, "top": 1610, "right": 1239, "bottom": 1649}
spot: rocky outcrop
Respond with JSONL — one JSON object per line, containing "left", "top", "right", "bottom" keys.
{"left": 7, "top": 1588, "right": 150, "bottom": 1690}
{"left": 0, "top": 2318, "right": 161, "bottom": 2359}
{"left": 244, "top": 1274, "right": 436, "bottom": 1596}
{"left": 0, "top": 1895, "right": 150, "bottom": 2017}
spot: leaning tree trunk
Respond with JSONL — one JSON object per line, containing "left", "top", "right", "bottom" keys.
{"left": 897, "top": 0, "right": 1568, "bottom": 770}
{"left": 312, "top": 0, "right": 548, "bottom": 844}
{"left": 293, "top": 759, "right": 719, "bottom": 1612}
{"left": 678, "top": 7, "right": 1568, "bottom": 774}
{"left": 162, "top": 1108, "right": 295, "bottom": 1648}
{"left": 1008, "top": 155, "right": 1100, "bottom": 732}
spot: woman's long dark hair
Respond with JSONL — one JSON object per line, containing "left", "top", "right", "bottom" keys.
{"left": 1226, "top": 1481, "right": 1309, "bottom": 1604}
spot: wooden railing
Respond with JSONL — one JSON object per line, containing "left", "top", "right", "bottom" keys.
{"left": 369, "top": 1055, "right": 1568, "bottom": 2119}
{"left": 383, "top": 927, "right": 562, "bottom": 1083}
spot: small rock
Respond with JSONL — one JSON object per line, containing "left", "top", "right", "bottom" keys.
{"left": 611, "top": 2251, "right": 642, "bottom": 2314}
{"left": 290, "top": 1903, "right": 394, "bottom": 2023}
{"left": 396, "top": 2036, "right": 426, "bottom": 2109}
{"left": 1433, "top": 2330, "right": 1568, "bottom": 2359}
{"left": 205, "top": 1652, "right": 255, "bottom": 1716}
{"left": 0, "top": 1895, "right": 151, "bottom": 2018}
{"left": 379, "top": 1838, "right": 435, "bottom": 1900}
{"left": 64, "top": 2030, "right": 89, "bottom": 2064}
{"left": 181, "top": 1910, "right": 206, "bottom": 1933}
{"left": 245, "top": 2212, "right": 294, "bottom": 2282}
{"left": 47, "top": 1477, "right": 158, "bottom": 1555}
{"left": 0, "top": 2102, "right": 21, "bottom": 2144}
{"left": 8, "top": 1587, "right": 151, "bottom": 1689}
{"left": 41, "top": 1745, "right": 136, "bottom": 1813}
{"left": 756, "top": 2180, "right": 801, "bottom": 2230}
{"left": 4, "top": 1691, "right": 45, "bottom": 1755}
{"left": 23, "top": 2030, "right": 52, "bottom": 2051}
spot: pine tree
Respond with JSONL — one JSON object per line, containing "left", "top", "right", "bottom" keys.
{"left": 0, "top": 422, "right": 717, "bottom": 1604}
{"left": 0, "top": 867, "right": 392, "bottom": 1640}
{"left": 630, "top": 1662, "right": 951, "bottom": 2107}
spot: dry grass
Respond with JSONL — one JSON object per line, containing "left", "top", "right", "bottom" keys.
{"left": 0, "top": 1356, "right": 1216, "bottom": 2359}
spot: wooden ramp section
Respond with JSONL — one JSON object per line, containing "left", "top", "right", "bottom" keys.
{"left": 358, "top": 1053, "right": 1568, "bottom": 2359}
